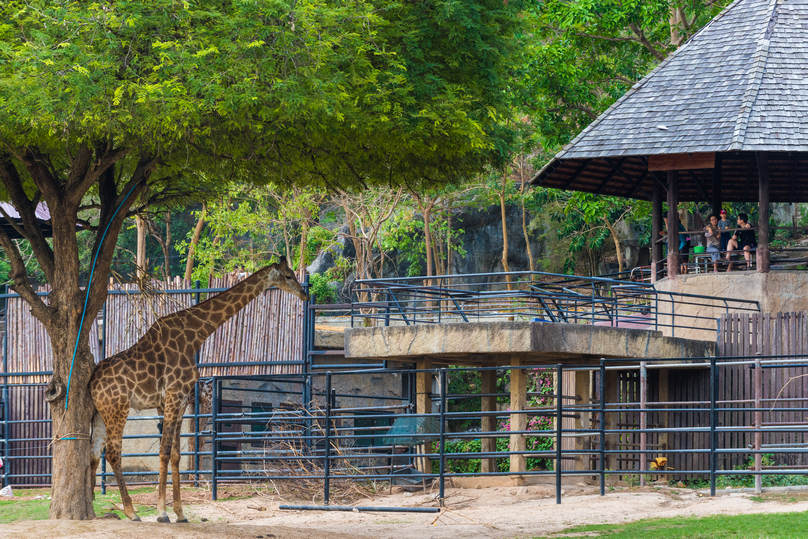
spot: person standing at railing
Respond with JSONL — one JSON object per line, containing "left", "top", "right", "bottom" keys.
{"left": 718, "top": 209, "right": 732, "bottom": 253}
{"left": 726, "top": 213, "right": 756, "bottom": 272}
{"left": 704, "top": 214, "right": 722, "bottom": 273}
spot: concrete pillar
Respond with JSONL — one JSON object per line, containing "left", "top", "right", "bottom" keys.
{"left": 415, "top": 359, "right": 433, "bottom": 475}
{"left": 481, "top": 370, "right": 498, "bottom": 473}
{"left": 574, "top": 369, "right": 592, "bottom": 471}
{"left": 509, "top": 357, "right": 527, "bottom": 474}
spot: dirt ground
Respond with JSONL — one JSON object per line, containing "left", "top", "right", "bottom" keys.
{"left": 4, "top": 482, "right": 808, "bottom": 539}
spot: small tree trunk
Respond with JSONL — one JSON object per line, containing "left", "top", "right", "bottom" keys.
{"left": 184, "top": 204, "right": 206, "bottom": 281}
{"left": 162, "top": 211, "right": 171, "bottom": 280}
{"left": 136, "top": 216, "right": 147, "bottom": 281}
{"left": 446, "top": 206, "right": 453, "bottom": 275}
{"left": 297, "top": 222, "right": 308, "bottom": 282}
{"left": 519, "top": 158, "right": 535, "bottom": 273}
{"left": 499, "top": 188, "right": 513, "bottom": 290}
{"left": 423, "top": 204, "right": 434, "bottom": 284}
{"left": 604, "top": 219, "right": 625, "bottom": 274}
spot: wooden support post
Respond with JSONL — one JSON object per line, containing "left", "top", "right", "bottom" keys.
{"left": 757, "top": 153, "right": 770, "bottom": 273}
{"left": 754, "top": 355, "right": 762, "bottom": 494}
{"left": 713, "top": 154, "right": 722, "bottom": 215}
{"left": 574, "top": 369, "right": 591, "bottom": 471}
{"left": 639, "top": 362, "right": 647, "bottom": 487}
{"left": 481, "top": 370, "right": 498, "bottom": 474}
{"left": 415, "top": 359, "right": 433, "bottom": 476}
{"left": 658, "top": 368, "right": 670, "bottom": 479}
{"left": 509, "top": 357, "right": 527, "bottom": 474}
{"left": 652, "top": 180, "right": 664, "bottom": 283}
{"left": 667, "top": 170, "right": 680, "bottom": 279}
{"left": 603, "top": 370, "right": 619, "bottom": 474}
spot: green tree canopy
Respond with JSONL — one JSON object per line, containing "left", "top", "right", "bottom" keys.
{"left": 0, "top": 0, "right": 532, "bottom": 519}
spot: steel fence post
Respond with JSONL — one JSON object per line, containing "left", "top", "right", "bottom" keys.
{"left": 325, "top": 372, "right": 332, "bottom": 505}
{"left": 710, "top": 356, "right": 717, "bottom": 497}
{"left": 439, "top": 369, "right": 447, "bottom": 507}
{"left": 599, "top": 359, "right": 606, "bottom": 496}
{"left": 556, "top": 364, "right": 563, "bottom": 504}
{"left": 212, "top": 378, "right": 219, "bottom": 501}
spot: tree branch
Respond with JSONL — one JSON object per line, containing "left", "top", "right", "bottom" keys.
{"left": 0, "top": 227, "right": 51, "bottom": 324}
{"left": 0, "top": 154, "right": 56, "bottom": 282}
{"left": 628, "top": 23, "right": 667, "bottom": 62}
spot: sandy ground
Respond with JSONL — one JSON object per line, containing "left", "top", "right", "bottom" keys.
{"left": 3, "top": 483, "right": 808, "bottom": 538}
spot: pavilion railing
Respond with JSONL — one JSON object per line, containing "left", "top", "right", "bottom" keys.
{"left": 350, "top": 271, "right": 760, "bottom": 339}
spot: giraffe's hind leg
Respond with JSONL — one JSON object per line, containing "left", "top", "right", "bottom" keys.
{"left": 103, "top": 414, "right": 141, "bottom": 521}
{"left": 156, "top": 397, "right": 183, "bottom": 523}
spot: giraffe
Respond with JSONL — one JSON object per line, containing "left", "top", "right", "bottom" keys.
{"left": 89, "top": 257, "right": 307, "bottom": 523}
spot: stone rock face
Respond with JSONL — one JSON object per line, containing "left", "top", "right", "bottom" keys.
{"left": 306, "top": 204, "right": 643, "bottom": 282}
{"left": 451, "top": 206, "right": 543, "bottom": 277}
{"left": 307, "top": 224, "right": 355, "bottom": 276}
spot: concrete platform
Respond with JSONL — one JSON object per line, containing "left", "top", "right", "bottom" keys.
{"left": 344, "top": 321, "right": 715, "bottom": 366}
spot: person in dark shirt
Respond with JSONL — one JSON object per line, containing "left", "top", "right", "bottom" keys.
{"left": 726, "top": 212, "right": 756, "bottom": 271}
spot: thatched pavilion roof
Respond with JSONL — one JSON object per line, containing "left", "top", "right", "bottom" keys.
{"left": 532, "top": 0, "right": 808, "bottom": 203}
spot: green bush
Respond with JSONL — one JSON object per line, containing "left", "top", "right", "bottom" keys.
{"left": 715, "top": 454, "right": 808, "bottom": 489}
{"left": 308, "top": 272, "right": 335, "bottom": 304}
{"left": 432, "top": 435, "right": 554, "bottom": 474}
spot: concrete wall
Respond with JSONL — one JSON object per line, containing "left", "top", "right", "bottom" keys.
{"left": 653, "top": 272, "right": 808, "bottom": 340}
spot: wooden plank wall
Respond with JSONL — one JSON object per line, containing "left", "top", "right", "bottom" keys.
{"left": 717, "top": 312, "right": 808, "bottom": 470}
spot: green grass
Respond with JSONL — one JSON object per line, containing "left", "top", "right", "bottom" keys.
{"left": 0, "top": 486, "right": 158, "bottom": 523}
{"left": 536, "top": 511, "right": 808, "bottom": 538}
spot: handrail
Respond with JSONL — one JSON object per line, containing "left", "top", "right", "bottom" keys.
{"left": 350, "top": 271, "right": 760, "bottom": 337}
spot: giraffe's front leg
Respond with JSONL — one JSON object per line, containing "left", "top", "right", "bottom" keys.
{"left": 156, "top": 401, "right": 182, "bottom": 523}
{"left": 171, "top": 417, "right": 188, "bottom": 523}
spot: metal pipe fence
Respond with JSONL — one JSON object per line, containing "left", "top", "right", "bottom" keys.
{"left": 349, "top": 271, "right": 759, "bottom": 339}
{"left": 4, "top": 356, "right": 808, "bottom": 504}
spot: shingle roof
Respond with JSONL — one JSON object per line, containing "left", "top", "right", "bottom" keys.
{"left": 532, "top": 0, "right": 808, "bottom": 202}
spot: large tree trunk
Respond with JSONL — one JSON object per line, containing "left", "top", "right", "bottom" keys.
{"left": 46, "top": 339, "right": 98, "bottom": 520}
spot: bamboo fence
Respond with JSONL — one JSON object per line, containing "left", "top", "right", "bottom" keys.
{"left": 0, "top": 275, "right": 304, "bottom": 384}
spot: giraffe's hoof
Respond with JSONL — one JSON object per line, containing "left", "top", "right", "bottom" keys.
{"left": 157, "top": 516, "right": 171, "bottom": 523}
{"left": 176, "top": 518, "right": 189, "bottom": 523}
{"left": 131, "top": 515, "right": 142, "bottom": 522}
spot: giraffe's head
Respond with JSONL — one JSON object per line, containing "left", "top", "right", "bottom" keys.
{"left": 266, "top": 256, "right": 308, "bottom": 301}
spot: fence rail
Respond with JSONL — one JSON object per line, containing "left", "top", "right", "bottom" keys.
{"left": 5, "top": 357, "right": 808, "bottom": 505}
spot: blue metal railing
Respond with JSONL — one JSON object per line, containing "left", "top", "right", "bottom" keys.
{"left": 350, "top": 271, "right": 760, "bottom": 339}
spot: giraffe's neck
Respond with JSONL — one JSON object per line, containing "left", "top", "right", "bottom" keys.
{"left": 170, "top": 267, "right": 272, "bottom": 348}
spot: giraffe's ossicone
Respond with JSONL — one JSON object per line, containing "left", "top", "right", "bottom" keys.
{"left": 89, "top": 257, "right": 306, "bottom": 523}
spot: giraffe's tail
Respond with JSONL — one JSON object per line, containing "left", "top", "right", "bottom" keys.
{"left": 90, "top": 413, "right": 107, "bottom": 466}
{"left": 89, "top": 412, "right": 107, "bottom": 500}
